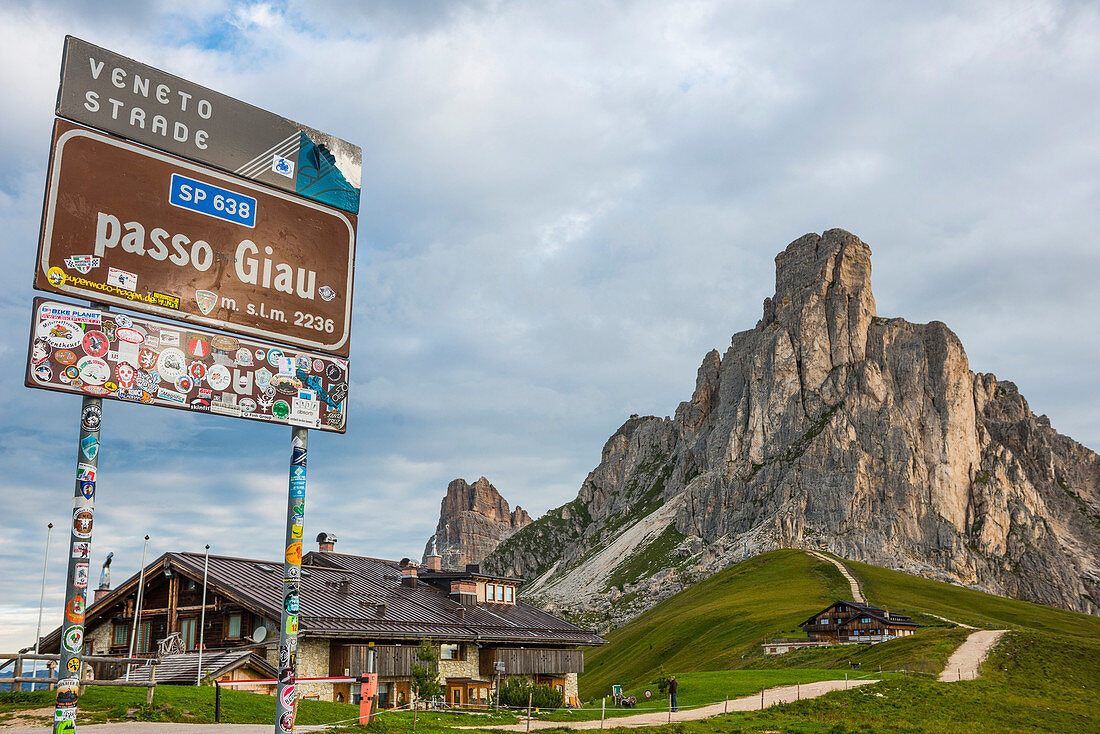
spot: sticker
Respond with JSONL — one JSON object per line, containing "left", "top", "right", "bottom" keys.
{"left": 284, "top": 592, "right": 300, "bottom": 614}
{"left": 33, "top": 363, "right": 53, "bottom": 382}
{"left": 75, "top": 563, "right": 89, "bottom": 589}
{"left": 81, "top": 331, "right": 109, "bottom": 358}
{"left": 280, "top": 683, "right": 296, "bottom": 709}
{"left": 280, "top": 667, "right": 295, "bottom": 685}
{"left": 158, "top": 387, "right": 187, "bottom": 404}
{"left": 63, "top": 625, "right": 83, "bottom": 653}
{"left": 195, "top": 290, "right": 219, "bottom": 316}
{"left": 210, "top": 335, "right": 239, "bottom": 352}
{"left": 160, "top": 330, "right": 180, "bottom": 347}
{"left": 328, "top": 382, "right": 349, "bottom": 405}
{"left": 81, "top": 404, "right": 102, "bottom": 432}
{"left": 175, "top": 375, "right": 194, "bottom": 393}
{"left": 38, "top": 303, "right": 101, "bottom": 325}
{"left": 118, "top": 388, "right": 154, "bottom": 403}
{"left": 267, "top": 348, "right": 284, "bottom": 366}
{"left": 77, "top": 356, "right": 110, "bottom": 386}
{"left": 72, "top": 542, "right": 90, "bottom": 559}
{"left": 55, "top": 349, "right": 78, "bottom": 366}
{"left": 298, "top": 388, "right": 317, "bottom": 401}
{"left": 55, "top": 708, "right": 77, "bottom": 722}
{"left": 255, "top": 368, "right": 273, "bottom": 390}
{"left": 271, "top": 375, "right": 300, "bottom": 396}
{"left": 64, "top": 255, "right": 101, "bottom": 274}
{"left": 285, "top": 616, "right": 299, "bottom": 636}
{"left": 291, "top": 524, "right": 303, "bottom": 540}
{"left": 289, "top": 397, "right": 321, "bottom": 428}
{"left": 106, "top": 266, "right": 138, "bottom": 291}
{"left": 39, "top": 320, "right": 83, "bottom": 349}
{"left": 115, "top": 314, "right": 133, "bottom": 328}
{"left": 66, "top": 658, "right": 81, "bottom": 674}
{"left": 326, "top": 410, "right": 344, "bottom": 428}
{"left": 318, "top": 285, "right": 336, "bottom": 302}
{"left": 273, "top": 400, "right": 290, "bottom": 419}
{"left": 296, "top": 354, "right": 312, "bottom": 373}
{"left": 235, "top": 348, "right": 254, "bottom": 366}
{"left": 79, "top": 435, "right": 99, "bottom": 461}
{"left": 116, "top": 361, "right": 136, "bottom": 388}
{"left": 292, "top": 500, "right": 305, "bottom": 518}
{"left": 285, "top": 565, "right": 300, "bottom": 581}
{"left": 255, "top": 348, "right": 266, "bottom": 361}
{"left": 278, "top": 356, "right": 296, "bottom": 376}
{"left": 279, "top": 642, "right": 292, "bottom": 668}
{"left": 239, "top": 397, "right": 257, "bottom": 414}
{"left": 56, "top": 678, "right": 80, "bottom": 702}
{"left": 273, "top": 154, "right": 295, "bottom": 178}
{"left": 63, "top": 365, "right": 80, "bottom": 381}
{"left": 73, "top": 508, "right": 94, "bottom": 538}
{"left": 138, "top": 347, "right": 159, "bottom": 369}
{"left": 156, "top": 348, "right": 187, "bottom": 382}
{"left": 187, "top": 336, "right": 211, "bottom": 359}
{"left": 82, "top": 384, "right": 111, "bottom": 396}
{"left": 206, "top": 364, "right": 232, "bottom": 391}
{"left": 115, "top": 327, "right": 145, "bottom": 344}
{"left": 103, "top": 381, "right": 118, "bottom": 393}
{"left": 188, "top": 361, "right": 207, "bottom": 382}
{"left": 325, "top": 363, "right": 344, "bottom": 382}
{"left": 47, "top": 266, "right": 66, "bottom": 286}
{"left": 79, "top": 481, "right": 95, "bottom": 500}
{"left": 66, "top": 596, "right": 86, "bottom": 624}
{"left": 285, "top": 542, "right": 302, "bottom": 565}
{"left": 279, "top": 710, "right": 295, "bottom": 734}
{"left": 190, "top": 398, "right": 211, "bottom": 412}
{"left": 198, "top": 388, "right": 213, "bottom": 400}
{"left": 32, "top": 338, "right": 51, "bottom": 364}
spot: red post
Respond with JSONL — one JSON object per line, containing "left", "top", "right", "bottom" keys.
{"left": 358, "top": 674, "right": 378, "bottom": 724}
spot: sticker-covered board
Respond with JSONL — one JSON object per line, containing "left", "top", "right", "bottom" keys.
{"left": 34, "top": 120, "right": 355, "bottom": 357}
{"left": 26, "top": 298, "right": 349, "bottom": 433}
{"left": 56, "top": 36, "right": 361, "bottom": 215}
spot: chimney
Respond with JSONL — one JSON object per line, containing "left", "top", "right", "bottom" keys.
{"left": 425, "top": 537, "right": 442, "bottom": 572}
{"left": 450, "top": 579, "right": 477, "bottom": 606}
{"left": 316, "top": 532, "right": 337, "bottom": 552}
{"left": 94, "top": 587, "right": 112, "bottom": 603}
{"left": 401, "top": 566, "right": 418, "bottom": 588}
{"left": 376, "top": 603, "right": 387, "bottom": 617}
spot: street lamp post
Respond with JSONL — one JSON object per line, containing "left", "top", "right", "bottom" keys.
{"left": 32, "top": 523, "right": 54, "bottom": 692}
{"left": 126, "top": 536, "right": 150, "bottom": 681}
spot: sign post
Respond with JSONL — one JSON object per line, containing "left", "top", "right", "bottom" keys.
{"left": 276, "top": 429, "right": 307, "bottom": 734}
{"left": 53, "top": 395, "right": 102, "bottom": 734}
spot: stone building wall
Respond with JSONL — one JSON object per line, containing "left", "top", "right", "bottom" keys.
{"left": 295, "top": 638, "right": 333, "bottom": 700}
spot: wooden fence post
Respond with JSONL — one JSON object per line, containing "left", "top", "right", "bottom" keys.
{"left": 526, "top": 689, "right": 532, "bottom": 733}
{"left": 146, "top": 662, "right": 156, "bottom": 706}
{"left": 760, "top": 688, "right": 764, "bottom": 710}
{"left": 723, "top": 695, "right": 728, "bottom": 714}
{"left": 600, "top": 698, "right": 605, "bottom": 729}
{"left": 12, "top": 656, "right": 22, "bottom": 693}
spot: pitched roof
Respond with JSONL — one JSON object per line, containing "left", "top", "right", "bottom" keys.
{"left": 121, "top": 650, "right": 277, "bottom": 683}
{"left": 43, "top": 550, "right": 604, "bottom": 650}
{"left": 799, "top": 600, "right": 918, "bottom": 628}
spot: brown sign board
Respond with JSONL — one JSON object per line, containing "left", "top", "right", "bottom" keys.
{"left": 27, "top": 298, "right": 349, "bottom": 433}
{"left": 56, "top": 36, "right": 362, "bottom": 214}
{"left": 35, "top": 120, "right": 355, "bottom": 356}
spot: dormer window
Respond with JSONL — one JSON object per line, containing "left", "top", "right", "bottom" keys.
{"left": 487, "top": 584, "right": 496, "bottom": 602}
{"left": 505, "top": 586, "right": 514, "bottom": 603}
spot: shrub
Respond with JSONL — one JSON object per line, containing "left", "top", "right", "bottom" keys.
{"left": 499, "top": 678, "right": 564, "bottom": 709}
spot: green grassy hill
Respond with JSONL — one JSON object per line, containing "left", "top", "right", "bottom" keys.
{"left": 581, "top": 549, "right": 1100, "bottom": 700}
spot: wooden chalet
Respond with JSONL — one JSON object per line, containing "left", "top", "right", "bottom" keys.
{"left": 40, "top": 540, "right": 603, "bottom": 706}
{"left": 799, "top": 600, "right": 919, "bottom": 642}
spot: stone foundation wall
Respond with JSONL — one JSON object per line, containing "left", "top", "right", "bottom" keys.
{"left": 295, "top": 638, "right": 333, "bottom": 701}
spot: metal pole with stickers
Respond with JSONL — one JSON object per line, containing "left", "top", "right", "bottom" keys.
{"left": 276, "top": 428, "right": 307, "bottom": 733}
{"left": 27, "top": 36, "right": 360, "bottom": 734}
{"left": 53, "top": 396, "right": 102, "bottom": 734}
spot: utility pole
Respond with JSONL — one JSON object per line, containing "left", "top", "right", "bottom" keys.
{"left": 126, "top": 536, "right": 150, "bottom": 681}
{"left": 196, "top": 545, "right": 210, "bottom": 685}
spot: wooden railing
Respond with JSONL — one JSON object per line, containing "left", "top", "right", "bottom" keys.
{"left": 1, "top": 653, "right": 160, "bottom": 704}
{"left": 479, "top": 648, "right": 583, "bottom": 677}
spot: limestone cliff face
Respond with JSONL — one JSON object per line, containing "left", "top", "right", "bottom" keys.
{"left": 423, "top": 477, "right": 532, "bottom": 570}
{"left": 486, "top": 229, "right": 1100, "bottom": 625}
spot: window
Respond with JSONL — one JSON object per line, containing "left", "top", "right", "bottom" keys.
{"left": 113, "top": 623, "right": 129, "bottom": 646}
{"left": 821, "top": 618, "right": 829, "bottom": 624}
{"left": 505, "top": 586, "right": 514, "bottom": 603}
{"left": 486, "top": 584, "right": 495, "bottom": 601}
{"left": 440, "top": 643, "right": 462, "bottom": 660}
{"left": 861, "top": 617, "right": 871, "bottom": 623}
{"left": 180, "top": 618, "right": 197, "bottom": 650}
{"left": 136, "top": 621, "right": 152, "bottom": 653}
{"left": 496, "top": 585, "right": 504, "bottom": 601}
{"left": 227, "top": 613, "right": 242, "bottom": 639}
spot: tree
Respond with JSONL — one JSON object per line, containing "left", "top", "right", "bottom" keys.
{"left": 410, "top": 639, "right": 443, "bottom": 704}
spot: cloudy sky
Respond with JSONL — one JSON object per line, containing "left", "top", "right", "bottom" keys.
{"left": 1, "top": 0, "right": 1098, "bottom": 651}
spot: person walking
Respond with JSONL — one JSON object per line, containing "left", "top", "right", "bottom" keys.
{"left": 669, "top": 676, "right": 678, "bottom": 712}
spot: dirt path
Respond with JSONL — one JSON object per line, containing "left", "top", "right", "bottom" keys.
{"left": 938, "top": 629, "right": 1006, "bottom": 682}
{"left": 471, "top": 679, "right": 879, "bottom": 731}
{"left": 808, "top": 551, "right": 864, "bottom": 602}
{"left": 927, "top": 613, "right": 976, "bottom": 630}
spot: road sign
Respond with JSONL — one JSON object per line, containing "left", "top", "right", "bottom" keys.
{"left": 35, "top": 120, "right": 355, "bottom": 356}
{"left": 27, "top": 298, "right": 349, "bottom": 433}
{"left": 56, "top": 36, "right": 361, "bottom": 214}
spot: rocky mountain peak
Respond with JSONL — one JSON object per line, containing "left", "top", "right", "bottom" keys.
{"left": 486, "top": 228, "right": 1099, "bottom": 629}
{"left": 423, "top": 477, "right": 532, "bottom": 570}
